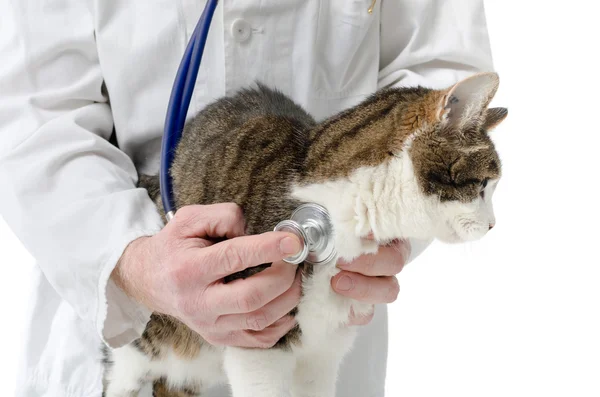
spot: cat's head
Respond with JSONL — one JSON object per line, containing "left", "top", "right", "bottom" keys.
{"left": 406, "top": 72, "right": 507, "bottom": 243}
{"left": 296, "top": 72, "right": 506, "bottom": 251}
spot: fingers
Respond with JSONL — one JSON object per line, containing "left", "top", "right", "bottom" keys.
{"left": 206, "top": 260, "right": 299, "bottom": 314}
{"left": 204, "top": 315, "right": 297, "bottom": 349}
{"left": 170, "top": 203, "right": 247, "bottom": 239}
{"left": 337, "top": 240, "right": 411, "bottom": 277}
{"left": 200, "top": 232, "right": 302, "bottom": 281}
{"left": 331, "top": 271, "right": 400, "bottom": 304}
{"left": 213, "top": 270, "right": 302, "bottom": 331}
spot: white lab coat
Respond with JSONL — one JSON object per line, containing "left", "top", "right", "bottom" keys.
{"left": 0, "top": 1, "right": 493, "bottom": 396}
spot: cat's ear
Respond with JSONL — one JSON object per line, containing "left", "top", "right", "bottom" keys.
{"left": 483, "top": 107, "right": 508, "bottom": 130}
{"left": 438, "top": 72, "right": 500, "bottom": 127}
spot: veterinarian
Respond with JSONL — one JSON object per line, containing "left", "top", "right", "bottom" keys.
{"left": 0, "top": 1, "right": 494, "bottom": 396}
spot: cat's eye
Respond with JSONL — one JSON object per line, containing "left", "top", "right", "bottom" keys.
{"left": 479, "top": 179, "right": 489, "bottom": 199}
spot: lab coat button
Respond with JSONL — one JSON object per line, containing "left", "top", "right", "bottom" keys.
{"left": 231, "top": 19, "right": 251, "bottom": 42}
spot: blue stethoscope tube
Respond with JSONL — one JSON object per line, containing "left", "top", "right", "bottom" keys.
{"left": 158, "top": 0, "right": 336, "bottom": 265}
{"left": 160, "top": 0, "right": 219, "bottom": 221}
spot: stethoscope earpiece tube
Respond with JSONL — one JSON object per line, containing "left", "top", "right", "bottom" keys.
{"left": 160, "top": 0, "right": 219, "bottom": 221}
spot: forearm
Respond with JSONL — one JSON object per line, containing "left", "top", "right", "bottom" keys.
{"left": 0, "top": 138, "right": 163, "bottom": 346}
{"left": 111, "top": 236, "right": 154, "bottom": 311}
{"left": 0, "top": 0, "right": 164, "bottom": 348}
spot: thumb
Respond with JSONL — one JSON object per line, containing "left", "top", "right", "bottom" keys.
{"left": 200, "top": 231, "right": 303, "bottom": 281}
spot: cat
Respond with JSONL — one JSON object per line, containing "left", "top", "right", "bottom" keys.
{"left": 102, "top": 72, "right": 507, "bottom": 397}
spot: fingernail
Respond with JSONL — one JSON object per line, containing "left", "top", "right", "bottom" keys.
{"left": 280, "top": 236, "right": 301, "bottom": 255}
{"left": 335, "top": 275, "right": 354, "bottom": 292}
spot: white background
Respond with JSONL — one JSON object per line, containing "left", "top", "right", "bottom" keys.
{"left": 1, "top": 1, "right": 599, "bottom": 396}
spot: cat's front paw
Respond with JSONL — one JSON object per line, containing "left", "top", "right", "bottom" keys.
{"left": 351, "top": 301, "right": 375, "bottom": 318}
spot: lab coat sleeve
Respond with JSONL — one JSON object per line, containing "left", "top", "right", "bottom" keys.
{"left": 378, "top": 0, "right": 495, "bottom": 90}
{"left": 378, "top": 0, "right": 494, "bottom": 262}
{"left": 0, "top": 1, "right": 163, "bottom": 348}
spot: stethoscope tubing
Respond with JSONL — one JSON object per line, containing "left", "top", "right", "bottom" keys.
{"left": 158, "top": 0, "right": 336, "bottom": 265}
{"left": 160, "top": 0, "right": 219, "bottom": 221}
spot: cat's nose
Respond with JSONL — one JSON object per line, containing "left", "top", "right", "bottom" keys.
{"left": 489, "top": 223, "right": 495, "bottom": 230}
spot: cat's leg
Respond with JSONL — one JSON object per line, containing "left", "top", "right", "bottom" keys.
{"left": 152, "top": 379, "right": 201, "bottom": 397}
{"left": 291, "top": 357, "right": 339, "bottom": 397}
{"left": 334, "top": 219, "right": 378, "bottom": 261}
{"left": 223, "top": 346, "right": 295, "bottom": 397}
{"left": 291, "top": 329, "right": 357, "bottom": 397}
{"left": 103, "top": 344, "right": 152, "bottom": 397}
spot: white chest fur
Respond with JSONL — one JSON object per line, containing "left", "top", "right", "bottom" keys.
{"left": 292, "top": 154, "right": 436, "bottom": 258}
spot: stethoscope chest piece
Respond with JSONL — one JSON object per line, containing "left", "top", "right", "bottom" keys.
{"left": 274, "top": 203, "right": 337, "bottom": 265}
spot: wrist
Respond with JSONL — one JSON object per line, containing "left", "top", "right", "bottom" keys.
{"left": 111, "top": 236, "right": 153, "bottom": 309}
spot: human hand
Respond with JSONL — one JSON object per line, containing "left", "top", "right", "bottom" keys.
{"left": 112, "top": 203, "right": 303, "bottom": 348}
{"left": 331, "top": 239, "right": 411, "bottom": 326}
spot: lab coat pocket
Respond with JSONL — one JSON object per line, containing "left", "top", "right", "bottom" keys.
{"left": 312, "top": 0, "right": 379, "bottom": 99}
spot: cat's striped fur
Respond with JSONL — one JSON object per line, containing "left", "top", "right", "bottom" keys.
{"left": 103, "top": 72, "right": 506, "bottom": 397}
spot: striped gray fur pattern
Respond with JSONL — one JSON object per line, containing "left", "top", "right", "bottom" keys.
{"left": 103, "top": 74, "right": 507, "bottom": 396}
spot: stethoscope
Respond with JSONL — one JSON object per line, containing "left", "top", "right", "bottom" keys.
{"left": 159, "top": 0, "right": 336, "bottom": 265}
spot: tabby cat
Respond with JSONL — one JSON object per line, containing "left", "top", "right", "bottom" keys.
{"left": 103, "top": 72, "right": 507, "bottom": 397}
